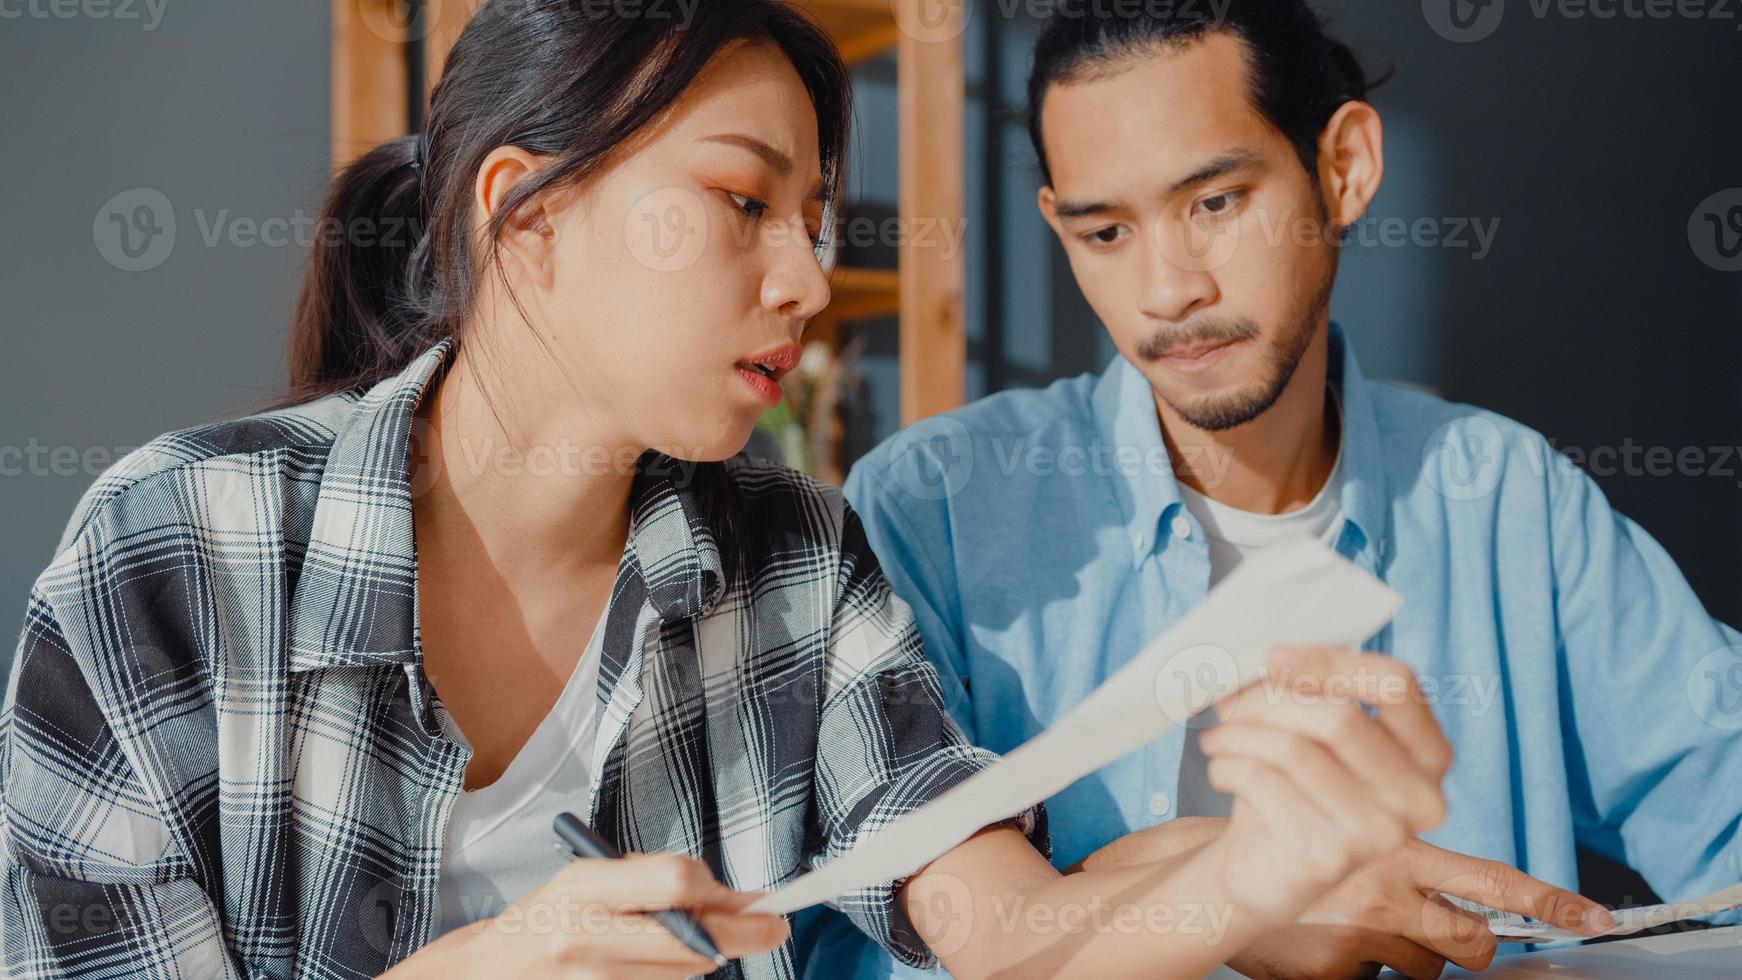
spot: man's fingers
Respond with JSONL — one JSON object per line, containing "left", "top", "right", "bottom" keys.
{"left": 1199, "top": 725, "right": 1406, "bottom": 849}
{"left": 1211, "top": 688, "right": 1444, "bottom": 834}
{"left": 1412, "top": 844, "right": 1614, "bottom": 935}
{"left": 1267, "top": 647, "right": 1454, "bottom": 780}
{"left": 1417, "top": 893, "right": 1499, "bottom": 972}
{"left": 1365, "top": 931, "right": 1450, "bottom": 980}
{"left": 1207, "top": 757, "right": 1334, "bottom": 842}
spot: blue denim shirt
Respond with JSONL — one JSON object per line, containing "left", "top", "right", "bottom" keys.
{"left": 798, "top": 324, "right": 1741, "bottom": 977}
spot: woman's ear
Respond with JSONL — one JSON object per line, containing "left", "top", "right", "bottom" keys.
{"left": 473, "top": 145, "right": 559, "bottom": 288}
{"left": 1315, "top": 100, "right": 1385, "bottom": 233}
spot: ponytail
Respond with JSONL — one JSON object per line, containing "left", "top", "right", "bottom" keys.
{"left": 281, "top": 134, "right": 442, "bottom": 405}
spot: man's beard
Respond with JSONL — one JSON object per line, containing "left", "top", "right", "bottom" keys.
{"left": 1139, "top": 250, "right": 1338, "bottom": 433}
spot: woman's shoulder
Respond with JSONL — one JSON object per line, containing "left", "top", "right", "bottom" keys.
{"left": 55, "top": 391, "right": 361, "bottom": 556}
{"left": 716, "top": 453, "right": 888, "bottom": 582}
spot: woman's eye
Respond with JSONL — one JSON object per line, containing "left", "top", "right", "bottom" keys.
{"left": 729, "top": 192, "right": 769, "bottom": 220}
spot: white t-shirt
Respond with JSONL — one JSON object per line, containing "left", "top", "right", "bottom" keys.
{"left": 1175, "top": 442, "right": 1346, "bottom": 586}
{"left": 1172, "top": 408, "right": 1346, "bottom": 819}
{"left": 435, "top": 613, "right": 606, "bottom": 936}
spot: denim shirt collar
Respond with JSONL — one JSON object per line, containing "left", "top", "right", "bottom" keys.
{"left": 1089, "top": 322, "right": 1390, "bottom": 569}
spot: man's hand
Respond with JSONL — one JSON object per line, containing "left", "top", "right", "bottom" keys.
{"left": 1225, "top": 838, "right": 1615, "bottom": 980}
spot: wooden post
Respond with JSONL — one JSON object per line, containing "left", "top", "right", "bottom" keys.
{"left": 896, "top": 0, "right": 967, "bottom": 426}
{"left": 331, "top": 0, "right": 411, "bottom": 170}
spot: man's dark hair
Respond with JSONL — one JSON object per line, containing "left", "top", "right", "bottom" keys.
{"left": 1026, "top": 0, "right": 1382, "bottom": 185}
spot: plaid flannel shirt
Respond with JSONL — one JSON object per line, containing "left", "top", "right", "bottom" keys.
{"left": 0, "top": 337, "right": 1046, "bottom": 979}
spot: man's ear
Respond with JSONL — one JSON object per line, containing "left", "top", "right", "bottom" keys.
{"left": 1315, "top": 100, "right": 1385, "bottom": 233}
{"left": 1036, "top": 184, "right": 1067, "bottom": 242}
{"left": 472, "top": 145, "right": 559, "bottom": 289}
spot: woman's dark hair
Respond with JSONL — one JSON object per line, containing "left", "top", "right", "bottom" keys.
{"left": 278, "top": 0, "right": 852, "bottom": 585}
{"left": 1025, "top": 0, "right": 1383, "bottom": 185}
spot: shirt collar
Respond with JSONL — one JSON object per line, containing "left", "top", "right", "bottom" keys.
{"left": 1089, "top": 321, "right": 1390, "bottom": 567}
{"left": 289, "top": 336, "right": 725, "bottom": 673}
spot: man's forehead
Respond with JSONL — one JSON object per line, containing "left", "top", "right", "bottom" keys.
{"left": 1041, "top": 32, "right": 1269, "bottom": 190}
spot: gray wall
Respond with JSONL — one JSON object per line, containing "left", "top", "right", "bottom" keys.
{"left": 2, "top": 2, "right": 331, "bottom": 670}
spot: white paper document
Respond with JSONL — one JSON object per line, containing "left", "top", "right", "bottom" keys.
{"left": 1453, "top": 883, "right": 1742, "bottom": 943}
{"left": 748, "top": 535, "right": 1403, "bottom": 915}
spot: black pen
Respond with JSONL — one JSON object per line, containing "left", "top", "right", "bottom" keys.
{"left": 551, "top": 811, "right": 732, "bottom": 970}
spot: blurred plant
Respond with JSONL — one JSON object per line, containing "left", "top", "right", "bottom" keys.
{"left": 752, "top": 336, "right": 864, "bottom": 482}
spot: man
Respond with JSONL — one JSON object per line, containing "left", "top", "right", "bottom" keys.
{"left": 798, "top": 2, "right": 1742, "bottom": 978}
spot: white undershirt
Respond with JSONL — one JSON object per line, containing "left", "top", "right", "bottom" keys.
{"left": 435, "top": 613, "right": 606, "bottom": 936}
{"left": 1175, "top": 441, "right": 1346, "bottom": 586}
{"left": 1172, "top": 399, "right": 1346, "bottom": 819}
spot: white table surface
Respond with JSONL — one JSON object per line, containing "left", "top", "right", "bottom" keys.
{"left": 1204, "top": 926, "right": 1740, "bottom": 979}
{"left": 1440, "top": 925, "right": 1741, "bottom": 978}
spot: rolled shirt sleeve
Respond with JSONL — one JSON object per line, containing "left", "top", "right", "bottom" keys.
{"left": 2, "top": 590, "right": 242, "bottom": 979}
{"left": 806, "top": 505, "right": 1048, "bottom": 969}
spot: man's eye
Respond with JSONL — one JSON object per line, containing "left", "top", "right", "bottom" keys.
{"left": 729, "top": 192, "right": 769, "bottom": 220}
{"left": 1197, "top": 191, "right": 1244, "bottom": 217}
{"left": 1084, "top": 225, "right": 1124, "bottom": 246}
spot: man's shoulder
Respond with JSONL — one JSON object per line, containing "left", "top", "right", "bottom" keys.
{"left": 1362, "top": 378, "right": 1567, "bottom": 499}
{"left": 849, "top": 372, "right": 1102, "bottom": 502}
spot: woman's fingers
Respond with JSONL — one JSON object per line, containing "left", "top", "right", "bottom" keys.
{"left": 686, "top": 909, "right": 791, "bottom": 959}
{"left": 551, "top": 853, "right": 746, "bottom": 912}
{"left": 539, "top": 908, "right": 787, "bottom": 967}
{"left": 489, "top": 852, "right": 787, "bottom": 976}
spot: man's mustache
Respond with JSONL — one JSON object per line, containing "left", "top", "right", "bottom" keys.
{"left": 1136, "top": 319, "right": 1261, "bottom": 361}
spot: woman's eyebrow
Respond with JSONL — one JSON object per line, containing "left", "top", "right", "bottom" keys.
{"left": 700, "top": 132, "right": 793, "bottom": 177}
{"left": 700, "top": 132, "right": 826, "bottom": 202}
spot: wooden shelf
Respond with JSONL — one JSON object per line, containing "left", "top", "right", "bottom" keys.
{"left": 798, "top": 0, "right": 901, "bottom": 64}
{"left": 823, "top": 266, "right": 901, "bottom": 322}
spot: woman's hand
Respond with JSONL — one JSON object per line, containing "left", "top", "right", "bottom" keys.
{"left": 383, "top": 853, "right": 789, "bottom": 979}
{"left": 1198, "top": 646, "right": 1454, "bottom": 929}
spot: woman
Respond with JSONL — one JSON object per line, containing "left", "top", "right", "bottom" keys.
{"left": 0, "top": 2, "right": 1453, "bottom": 978}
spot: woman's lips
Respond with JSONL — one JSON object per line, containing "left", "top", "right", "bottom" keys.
{"left": 734, "top": 364, "right": 784, "bottom": 407}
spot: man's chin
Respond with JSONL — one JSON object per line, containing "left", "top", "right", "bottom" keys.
{"left": 1155, "top": 382, "right": 1281, "bottom": 433}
